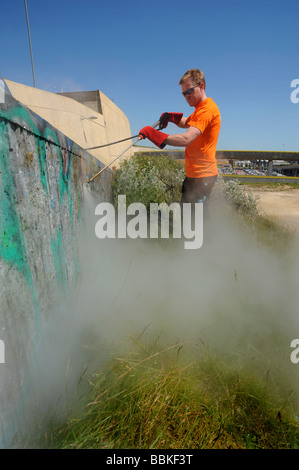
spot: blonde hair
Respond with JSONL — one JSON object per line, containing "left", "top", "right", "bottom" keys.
{"left": 179, "top": 69, "right": 206, "bottom": 89}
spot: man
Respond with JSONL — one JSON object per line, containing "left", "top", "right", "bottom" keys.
{"left": 139, "top": 68, "right": 221, "bottom": 204}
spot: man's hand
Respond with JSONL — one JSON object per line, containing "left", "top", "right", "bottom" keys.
{"left": 159, "top": 112, "right": 183, "bottom": 129}
{"left": 139, "top": 126, "right": 169, "bottom": 149}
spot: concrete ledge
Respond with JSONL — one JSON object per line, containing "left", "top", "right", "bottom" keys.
{"left": 221, "top": 174, "right": 299, "bottom": 184}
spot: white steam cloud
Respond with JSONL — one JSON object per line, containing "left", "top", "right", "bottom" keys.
{"left": 10, "top": 185, "right": 299, "bottom": 445}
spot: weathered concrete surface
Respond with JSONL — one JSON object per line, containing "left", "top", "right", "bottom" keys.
{"left": 0, "top": 83, "right": 112, "bottom": 447}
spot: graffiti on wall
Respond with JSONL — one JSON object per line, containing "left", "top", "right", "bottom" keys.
{"left": 0, "top": 104, "right": 82, "bottom": 335}
{"left": 0, "top": 91, "right": 113, "bottom": 447}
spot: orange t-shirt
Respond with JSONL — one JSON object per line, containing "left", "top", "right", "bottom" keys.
{"left": 185, "top": 97, "right": 221, "bottom": 178}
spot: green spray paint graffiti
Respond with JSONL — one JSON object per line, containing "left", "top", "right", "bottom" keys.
{"left": 0, "top": 120, "right": 40, "bottom": 331}
{"left": 44, "top": 127, "right": 74, "bottom": 225}
{"left": 0, "top": 104, "right": 76, "bottom": 201}
{"left": 0, "top": 121, "right": 26, "bottom": 269}
{"left": 43, "top": 127, "right": 80, "bottom": 287}
{"left": 0, "top": 104, "right": 82, "bottom": 333}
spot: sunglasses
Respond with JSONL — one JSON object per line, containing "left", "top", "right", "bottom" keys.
{"left": 182, "top": 84, "right": 201, "bottom": 96}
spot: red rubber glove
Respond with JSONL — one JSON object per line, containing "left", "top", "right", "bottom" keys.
{"left": 159, "top": 112, "right": 183, "bottom": 129}
{"left": 139, "top": 126, "right": 169, "bottom": 149}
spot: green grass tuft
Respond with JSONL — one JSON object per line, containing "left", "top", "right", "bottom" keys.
{"left": 35, "top": 342, "right": 299, "bottom": 450}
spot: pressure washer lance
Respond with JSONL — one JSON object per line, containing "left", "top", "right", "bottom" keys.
{"left": 86, "top": 119, "right": 161, "bottom": 184}
{"left": 85, "top": 135, "right": 139, "bottom": 151}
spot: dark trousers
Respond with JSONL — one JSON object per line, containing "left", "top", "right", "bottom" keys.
{"left": 181, "top": 175, "right": 217, "bottom": 204}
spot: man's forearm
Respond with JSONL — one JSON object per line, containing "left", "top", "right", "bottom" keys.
{"left": 164, "top": 125, "right": 201, "bottom": 147}
{"left": 164, "top": 134, "right": 190, "bottom": 147}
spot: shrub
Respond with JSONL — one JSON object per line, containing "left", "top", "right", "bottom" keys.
{"left": 218, "top": 178, "right": 260, "bottom": 218}
{"left": 112, "top": 153, "right": 185, "bottom": 209}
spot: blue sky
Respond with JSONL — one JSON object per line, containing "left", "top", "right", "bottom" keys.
{"left": 1, "top": 0, "right": 298, "bottom": 151}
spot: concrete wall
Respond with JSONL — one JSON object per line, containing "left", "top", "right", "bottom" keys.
{"left": 4, "top": 79, "right": 133, "bottom": 168}
{"left": 0, "top": 82, "right": 112, "bottom": 447}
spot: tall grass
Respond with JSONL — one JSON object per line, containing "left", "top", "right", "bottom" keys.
{"left": 36, "top": 339, "right": 299, "bottom": 449}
